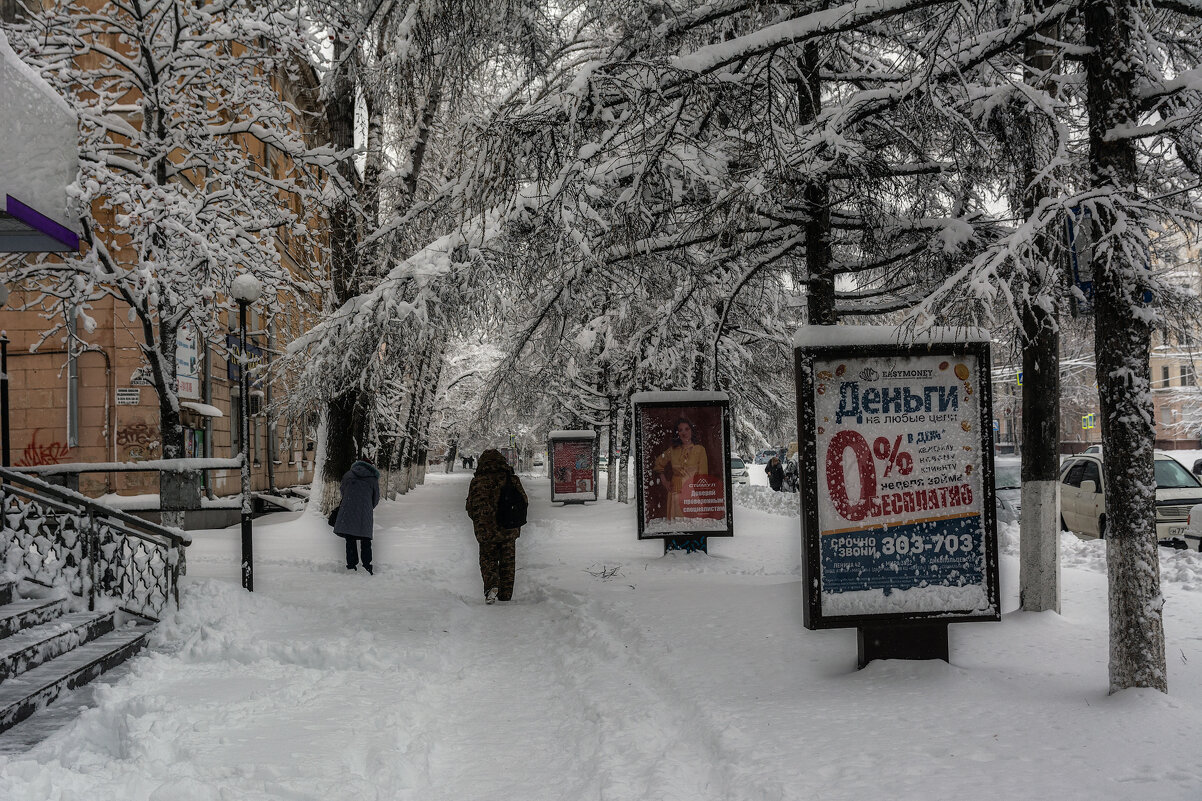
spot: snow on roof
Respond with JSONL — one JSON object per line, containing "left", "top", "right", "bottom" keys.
{"left": 547, "top": 430, "right": 597, "bottom": 440}
{"left": 0, "top": 28, "right": 80, "bottom": 252}
{"left": 792, "top": 324, "right": 990, "bottom": 349}
{"left": 630, "top": 391, "right": 730, "bottom": 404}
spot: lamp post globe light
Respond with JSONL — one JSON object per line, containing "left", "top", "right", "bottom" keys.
{"left": 232, "top": 273, "right": 262, "bottom": 591}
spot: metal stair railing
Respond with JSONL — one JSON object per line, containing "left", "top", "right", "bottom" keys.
{"left": 0, "top": 467, "right": 190, "bottom": 620}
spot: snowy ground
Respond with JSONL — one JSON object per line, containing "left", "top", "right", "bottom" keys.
{"left": 4, "top": 471, "right": 1202, "bottom": 800}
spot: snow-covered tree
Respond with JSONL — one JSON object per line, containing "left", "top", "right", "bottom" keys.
{"left": 3, "top": 0, "right": 329, "bottom": 511}
{"left": 912, "top": 0, "right": 1202, "bottom": 692}
{"left": 286, "top": 0, "right": 559, "bottom": 510}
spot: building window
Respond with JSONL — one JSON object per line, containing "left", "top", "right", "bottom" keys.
{"left": 1163, "top": 366, "right": 1172, "bottom": 387}
{"left": 1183, "top": 366, "right": 1196, "bottom": 387}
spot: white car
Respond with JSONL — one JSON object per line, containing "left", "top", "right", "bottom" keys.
{"left": 729, "top": 457, "right": 750, "bottom": 485}
{"left": 1059, "top": 452, "right": 1202, "bottom": 544}
{"left": 1184, "top": 504, "right": 1202, "bottom": 551}
{"left": 993, "top": 456, "right": 1021, "bottom": 525}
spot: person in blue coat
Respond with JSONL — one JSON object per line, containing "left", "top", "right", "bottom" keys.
{"left": 334, "top": 458, "right": 381, "bottom": 573}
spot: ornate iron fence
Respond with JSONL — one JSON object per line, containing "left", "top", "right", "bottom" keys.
{"left": 0, "top": 468, "right": 190, "bottom": 620}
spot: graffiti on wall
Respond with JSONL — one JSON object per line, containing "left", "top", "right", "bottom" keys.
{"left": 16, "top": 429, "right": 70, "bottom": 467}
{"left": 117, "top": 421, "right": 160, "bottom": 461}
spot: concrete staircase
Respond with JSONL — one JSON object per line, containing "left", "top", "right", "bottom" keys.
{"left": 0, "top": 467, "right": 190, "bottom": 737}
{"left": 0, "top": 580, "right": 154, "bottom": 733}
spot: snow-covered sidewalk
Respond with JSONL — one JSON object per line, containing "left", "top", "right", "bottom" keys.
{"left": 3, "top": 472, "right": 1202, "bottom": 800}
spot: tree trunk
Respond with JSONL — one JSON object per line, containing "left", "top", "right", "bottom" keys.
{"left": 415, "top": 360, "right": 444, "bottom": 488}
{"left": 1019, "top": 9, "right": 1062, "bottom": 613}
{"left": 606, "top": 395, "right": 619, "bottom": 501}
{"left": 799, "top": 40, "right": 835, "bottom": 326}
{"left": 1085, "top": 0, "right": 1166, "bottom": 693}
{"left": 1019, "top": 296, "right": 1061, "bottom": 612}
{"left": 319, "top": 36, "right": 362, "bottom": 513}
{"left": 151, "top": 319, "right": 198, "bottom": 525}
{"left": 618, "top": 394, "right": 633, "bottom": 504}
{"left": 400, "top": 341, "right": 435, "bottom": 489}
{"left": 320, "top": 391, "right": 363, "bottom": 512}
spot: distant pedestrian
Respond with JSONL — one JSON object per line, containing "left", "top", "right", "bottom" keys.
{"left": 467, "top": 455, "right": 475, "bottom": 469}
{"left": 783, "top": 457, "right": 799, "bottom": 493}
{"left": 465, "top": 449, "right": 528, "bottom": 604}
{"left": 766, "top": 456, "right": 784, "bottom": 492}
{"left": 334, "top": 457, "right": 380, "bottom": 574}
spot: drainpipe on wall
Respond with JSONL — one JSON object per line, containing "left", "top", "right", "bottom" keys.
{"left": 266, "top": 322, "right": 276, "bottom": 492}
{"left": 203, "top": 339, "right": 215, "bottom": 499}
{"left": 66, "top": 312, "right": 78, "bottom": 448}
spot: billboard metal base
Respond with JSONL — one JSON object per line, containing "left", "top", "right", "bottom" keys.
{"left": 857, "top": 622, "right": 949, "bottom": 669}
{"left": 664, "top": 536, "right": 707, "bottom": 554}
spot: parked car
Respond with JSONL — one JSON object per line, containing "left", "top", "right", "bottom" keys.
{"left": 753, "top": 449, "right": 776, "bottom": 465}
{"left": 1185, "top": 503, "right": 1202, "bottom": 551}
{"left": 729, "top": 457, "right": 750, "bottom": 485}
{"left": 1082, "top": 444, "right": 1102, "bottom": 454}
{"left": 994, "top": 457, "right": 1021, "bottom": 525}
{"left": 1059, "top": 452, "right": 1202, "bottom": 543}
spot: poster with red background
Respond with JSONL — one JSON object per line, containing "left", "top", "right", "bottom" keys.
{"left": 550, "top": 436, "right": 597, "bottom": 501}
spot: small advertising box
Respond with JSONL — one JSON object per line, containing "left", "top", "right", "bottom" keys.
{"left": 499, "top": 447, "right": 519, "bottom": 470}
{"left": 632, "top": 392, "right": 733, "bottom": 553}
{"left": 548, "top": 430, "right": 598, "bottom": 504}
{"left": 794, "top": 326, "right": 1000, "bottom": 667}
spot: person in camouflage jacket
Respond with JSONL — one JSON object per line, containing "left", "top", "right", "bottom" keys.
{"left": 465, "top": 448, "right": 529, "bottom": 603}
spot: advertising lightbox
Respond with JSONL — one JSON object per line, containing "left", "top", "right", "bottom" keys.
{"left": 548, "top": 430, "right": 598, "bottom": 503}
{"left": 795, "top": 327, "right": 1000, "bottom": 630}
{"left": 499, "top": 447, "right": 519, "bottom": 469}
{"left": 632, "top": 392, "right": 733, "bottom": 540}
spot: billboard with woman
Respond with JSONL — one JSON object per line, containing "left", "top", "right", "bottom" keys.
{"left": 632, "top": 392, "right": 733, "bottom": 539}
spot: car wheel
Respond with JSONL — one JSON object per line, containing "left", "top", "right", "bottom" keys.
{"left": 1098, "top": 517, "right": 1106, "bottom": 541}
{"left": 1060, "top": 515, "right": 1069, "bottom": 532}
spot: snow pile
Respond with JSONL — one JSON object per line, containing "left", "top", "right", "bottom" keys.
{"left": 3, "top": 473, "right": 1202, "bottom": 800}
{"left": 997, "top": 519, "right": 1202, "bottom": 592}
{"left": 732, "top": 483, "right": 799, "bottom": 516}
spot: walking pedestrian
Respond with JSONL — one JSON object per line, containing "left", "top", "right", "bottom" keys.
{"left": 783, "top": 456, "right": 799, "bottom": 493}
{"left": 334, "top": 457, "right": 380, "bottom": 574}
{"left": 766, "top": 456, "right": 784, "bottom": 492}
{"left": 465, "top": 448, "right": 528, "bottom": 604}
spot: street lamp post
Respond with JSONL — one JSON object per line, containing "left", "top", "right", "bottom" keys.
{"left": 231, "top": 274, "right": 262, "bottom": 591}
